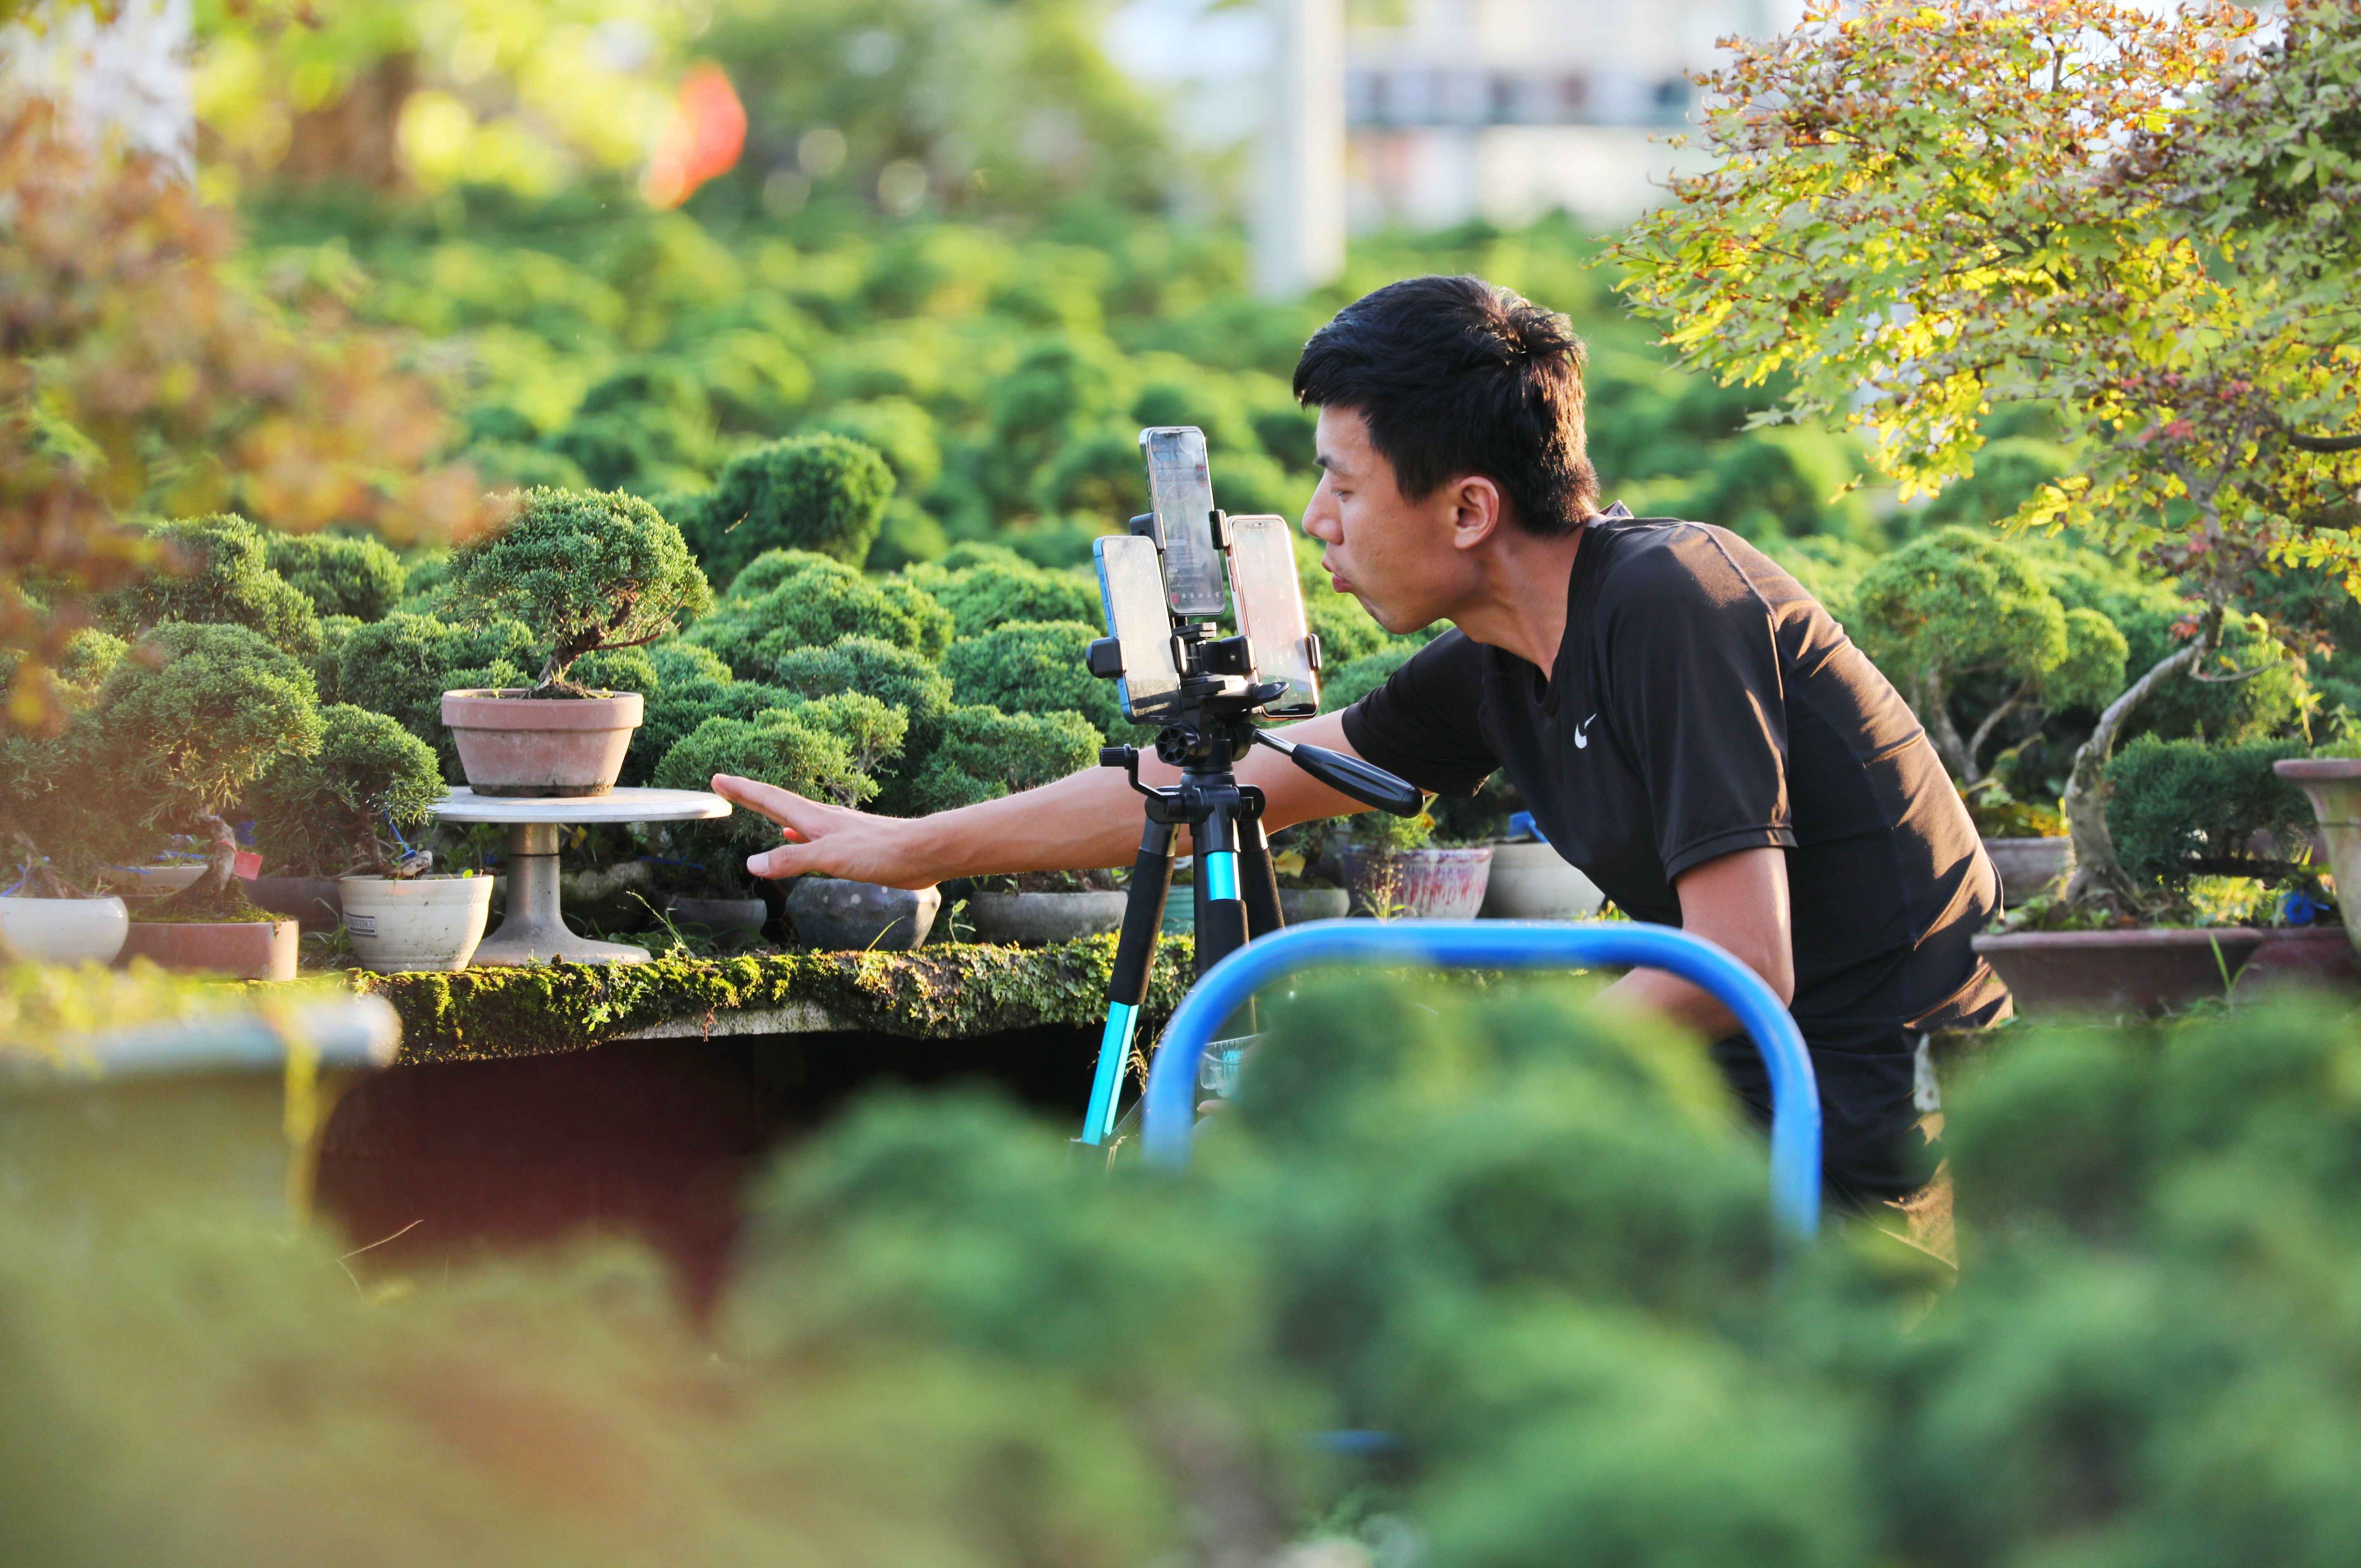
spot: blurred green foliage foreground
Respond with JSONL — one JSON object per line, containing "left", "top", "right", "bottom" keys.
{"left": 9, "top": 979, "right": 2361, "bottom": 1566}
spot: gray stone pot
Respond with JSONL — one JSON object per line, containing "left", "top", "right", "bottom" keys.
{"left": 1982, "top": 837, "right": 2072, "bottom": 909}
{"left": 242, "top": 874, "right": 343, "bottom": 933}
{"left": 660, "top": 895, "right": 770, "bottom": 945}
{"left": 1278, "top": 886, "right": 1349, "bottom": 924}
{"left": 1479, "top": 841, "right": 1605, "bottom": 920}
{"left": 966, "top": 890, "right": 1127, "bottom": 945}
{"left": 785, "top": 878, "right": 939, "bottom": 951}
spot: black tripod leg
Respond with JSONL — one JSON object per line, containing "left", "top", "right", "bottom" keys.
{"left": 1080, "top": 820, "right": 1175, "bottom": 1146}
{"left": 1195, "top": 804, "right": 1249, "bottom": 973}
{"left": 1238, "top": 814, "right": 1284, "bottom": 938}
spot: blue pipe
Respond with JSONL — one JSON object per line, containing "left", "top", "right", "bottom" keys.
{"left": 1141, "top": 919, "right": 1822, "bottom": 1238}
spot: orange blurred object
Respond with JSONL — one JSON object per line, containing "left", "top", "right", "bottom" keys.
{"left": 641, "top": 64, "right": 747, "bottom": 210}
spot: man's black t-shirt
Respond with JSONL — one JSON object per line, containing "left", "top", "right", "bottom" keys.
{"left": 1340, "top": 510, "right": 2011, "bottom": 1199}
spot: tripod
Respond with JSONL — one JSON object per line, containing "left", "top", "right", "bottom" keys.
{"left": 1077, "top": 624, "right": 1420, "bottom": 1146}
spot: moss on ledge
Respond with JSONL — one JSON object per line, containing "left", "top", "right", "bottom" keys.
{"left": 347, "top": 937, "right": 1195, "bottom": 1065}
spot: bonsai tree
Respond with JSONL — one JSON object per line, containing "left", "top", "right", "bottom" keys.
{"left": 263, "top": 533, "right": 407, "bottom": 621}
{"left": 2103, "top": 736, "right": 2317, "bottom": 908}
{"left": 80, "top": 623, "right": 325, "bottom": 900}
{"left": 902, "top": 706, "right": 1100, "bottom": 816}
{"left": 98, "top": 515, "right": 323, "bottom": 661}
{"left": 1615, "top": 0, "right": 2361, "bottom": 905}
{"left": 651, "top": 697, "right": 905, "bottom": 869}
{"left": 246, "top": 705, "right": 445, "bottom": 879}
{"left": 682, "top": 433, "right": 895, "bottom": 583}
{"left": 332, "top": 612, "right": 537, "bottom": 773}
{"left": 912, "top": 557, "right": 1101, "bottom": 640}
{"left": 1852, "top": 528, "right": 2128, "bottom": 787}
{"left": 440, "top": 488, "right": 713, "bottom": 698}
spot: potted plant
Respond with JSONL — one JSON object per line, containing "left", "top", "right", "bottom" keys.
{"left": 438, "top": 488, "right": 712, "bottom": 797}
{"left": 0, "top": 636, "right": 134, "bottom": 965}
{"left": 1981, "top": 737, "right": 2320, "bottom": 1014}
{"left": 1318, "top": 810, "right": 1493, "bottom": 921}
{"left": 49, "top": 623, "right": 326, "bottom": 980}
{"left": 246, "top": 704, "right": 486, "bottom": 972}
{"left": 961, "top": 868, "right": 1129, "bottom": 945}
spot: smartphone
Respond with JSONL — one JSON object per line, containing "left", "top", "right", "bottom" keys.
{"left": 1138, "top": 426, "right": 1229, "bottom": 619}
{"left": 1092, "top": 534, "right": 1184, "bottom": 723}
{"left": 1224, "top": 514, "right": 1320, "bottom": 716}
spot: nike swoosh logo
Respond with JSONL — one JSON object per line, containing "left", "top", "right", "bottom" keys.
{"left": 1574, "top": 714, "right": 1596, "bottom": 750}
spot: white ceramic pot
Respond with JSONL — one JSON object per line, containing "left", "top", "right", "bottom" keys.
{"left": 0, "top": 895, "right": 129, "bottom": 965}
{"left": 338, "top": 874, "right": 495, "bottom": 973}
{"left": 1479, "top": 841, "right": 1606, "bottom": 920}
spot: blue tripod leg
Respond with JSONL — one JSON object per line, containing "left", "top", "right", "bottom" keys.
{"left": 1081, "top": 817, "right": 1177, "bottom": 1145}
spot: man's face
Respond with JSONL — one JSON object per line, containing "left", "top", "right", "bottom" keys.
{"left": 1300, "top": 405, "right": 1474, "bottom": 635}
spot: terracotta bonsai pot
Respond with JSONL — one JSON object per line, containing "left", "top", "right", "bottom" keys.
{"left": 0, "top": 895, "right": 129, "bottom": 965}
{"left": 1480, "top": 841, "right": 1606, "bottom": 920}
{"left": 1974, "top": 926, "right": 2267, "bottom": 1017}
{"left": 97, "top": 863, "right": 206, "bottom": 902}
{"left": 2275, "top": 758, "right": 2361, "bottom": 952}
{"left": 784, "top": 878, "right": 938, "bottom": 951}
{"left": 339, "top": 874, "right": 494, "bottom": 973}
{"left": 1339, "top": 845, "right": 1494, "bottom": 919}
{"left": 440, "top": 688, "right": 643, "bottom": 797}
{"left": 964, "top": 890, "right": 1128, "bottom": 945}
{"left": 1982, "top": 836, "right": 2073, "bottom": 907}
{"left": 118, "top": 918, "right": 299, "bottom": 981}
{"left": 2233, "top": 926, "right": 2361, "bottom": 1000}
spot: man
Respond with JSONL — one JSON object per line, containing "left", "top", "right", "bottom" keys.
{"left": 713, "top": 275, "right": 2011, "bottom": 1207}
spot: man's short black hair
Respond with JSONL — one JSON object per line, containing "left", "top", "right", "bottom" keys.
{"left": 1292, "top": 275, "right": 1600, "bottom": 537}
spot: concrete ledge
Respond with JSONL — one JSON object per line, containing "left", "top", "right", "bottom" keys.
{"left": 350, "top": 937, "right": 1194, "bottom": 1066}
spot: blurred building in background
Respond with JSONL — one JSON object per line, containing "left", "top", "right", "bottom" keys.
{"left": 1111, "top": 0, "right": 1804, "bottom": 291}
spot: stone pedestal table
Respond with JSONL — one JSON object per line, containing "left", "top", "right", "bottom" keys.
{"left": 428, "top": 786, "right": 732, "bottom": 966}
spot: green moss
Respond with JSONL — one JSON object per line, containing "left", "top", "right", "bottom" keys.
{"left": 351, "top": 936, "right": 1192, "bottom": 1064}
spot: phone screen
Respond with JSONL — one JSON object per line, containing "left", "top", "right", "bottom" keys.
{"left": 1139, "top": 426, "right": 1229, "bottom": 619}
{"left": 1224, "top": 514, "right": 1320, "bottom": 716}
{"left": 1092, "top": 535, "right": 1183, "bottom": 723}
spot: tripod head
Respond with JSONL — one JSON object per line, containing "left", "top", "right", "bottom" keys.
{"left": 1083, "top": 425, "right": 1423, "bottom": 818}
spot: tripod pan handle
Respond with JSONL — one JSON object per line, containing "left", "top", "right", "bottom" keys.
{"left": 1255, "top": 730, "right": 1425, "bottom": 817}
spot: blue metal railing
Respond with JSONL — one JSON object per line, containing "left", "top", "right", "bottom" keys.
{"left": 1140, "top": 919, "right": 1823, "bottom": 1238}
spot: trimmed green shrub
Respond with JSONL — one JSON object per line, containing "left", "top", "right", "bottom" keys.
{"left": 335, "top": 612, "right": 536, "bottom": 772}
{"left": 441, "top": 487, "right": 713, "bottom": 694}
{"left": 916, "top": 559, "right": 1101, "bottom": 640}
{"left": 2104, "top": 735, "right": 2313, "bottom": 889}
{"left": 810, "top": 398, "right": 942, "bottom": 496}
{"left": 1304, "top": 592, "right": 1393, "bottom": 668}
{"left": 651, "top": 708, "right": 877, "bottom": 858}
{"left": 866, "top": 499, "right": 950, "bottom": 571}
{"left": 99, "top": 514, "right": 323, "bottom": 660}
{"left": 1322, "top": 645, "right": 1418, "bottom": 713}
{"left": 246, "top": 703, "right": 445, "bottom": 876}
{"left": 263, "top": 533, "right": 407, "bottom": 621}
{"left": 691, "top": 551, "right": 953, "bottom": 673}
{"left": 79, "top": 622, "right": 325, "bottom": 891}
{"left": 311, "top": 614, "right": 362, "bottom": 704}
{"left": 689, "top": 434, "right": 895, "bottom": 581}
{"left": 941, "top": 620, "right": 1129, "bottom": 743}
{"left": 648, "top": 639, "right": 735, "bottom": 687}
{"left": 901, "top": 704, "right": 1099, "bottom": 814}
{"left": 766, "top": 637, "right": 955, "bottom": 739}
{"left": 630, "top": 676, "right": 800, "bottom": 790}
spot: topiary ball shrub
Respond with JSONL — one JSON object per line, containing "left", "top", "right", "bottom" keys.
{"left": 902, "top": 704, "right": 1099, "bottom": 814}
{"left": 691, "top": 434, "right": 895, "bottom": 583}
{"left": 689, "top": 551, "right": 953, "bottom": 675}
{"left": 441, "top": 488, "right": 713, "bottom": 695}
{"left": 99, "top": 514, "right": 323, "bottom": 660}
{"left": 246, "top": 703, "right": 445, "bottom": 877}
{"left": 334, "top": 612, "right": 536, "bottom": 775}
{"left": 263, "top": 533, "right": 408, "bottom": 621}
{"left": 651, "top": 696, "right": 905, "bottom": 865}
{"left": 914, "top": 558, "right": 1101, "bottom": 640}
{"left": 631, "top": 675, "right": 800, "bottom": 790}
{"left": 941, "top": 620, "right": 1130, "bottom": 744}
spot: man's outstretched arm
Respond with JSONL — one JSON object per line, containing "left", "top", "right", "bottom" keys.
{"left": 710, "top": 709, "right": 1376, "bottom": 890}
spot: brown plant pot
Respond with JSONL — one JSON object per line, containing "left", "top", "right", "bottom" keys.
{"left": 241, "top": 874, "right": 344, "bottom": 933}
{"left": 1973, "top": 926, "right": 2268, "bottom": 1018}
{"left": 117, "top": 919, "right": 299, "bottom": 981}
{"left": 2232, "top": 927, "right": 2361, "bottom": 1001}
{"left": 1981, "top": 836, "right": 2072, "bottom": 908}
{"left": 440, "top": 688, "right": 643, "bottom": 798}
{"left": 1338, "top": 845, "right": 1494, "bottom": 919}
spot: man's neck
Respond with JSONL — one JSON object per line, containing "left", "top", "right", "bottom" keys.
{"left": 1443, "top": 520, "right": 1586, "bottom": 678}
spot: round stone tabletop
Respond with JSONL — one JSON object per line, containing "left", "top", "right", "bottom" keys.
{"left": 429, "top": 786, "right": 732, "bottom": 824}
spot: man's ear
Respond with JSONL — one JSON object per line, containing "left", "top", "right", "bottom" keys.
{"left": 1446, "top": 474, "right": 1508, "bottom": 551}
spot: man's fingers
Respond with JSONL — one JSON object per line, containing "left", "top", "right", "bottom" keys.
{"left": 746, "top": 840, "right": 817, "bottom": 880}
{"left": 713, "top": 773, "right": 823, "bottom": 835}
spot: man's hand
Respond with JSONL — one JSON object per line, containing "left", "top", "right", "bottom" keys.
{"left": 710, "top": 775, "right": 939, "bottom": 888}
